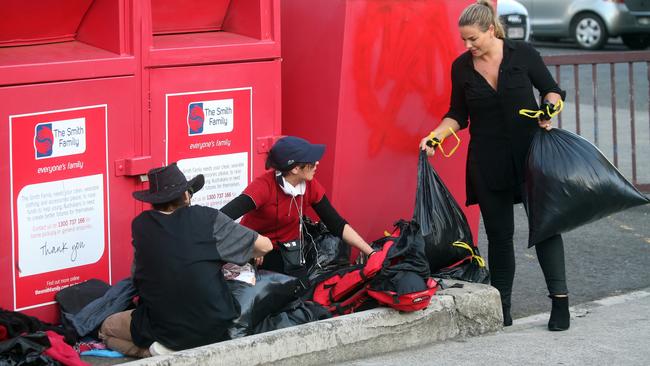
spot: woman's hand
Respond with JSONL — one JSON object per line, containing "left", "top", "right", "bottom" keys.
{"left": 538, "top": 118, "right": 553, "bottom": 131}
{"left": 419, "top": 136, "right": 436, "bottom": 157}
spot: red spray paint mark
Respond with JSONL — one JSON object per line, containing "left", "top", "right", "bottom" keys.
{"left": 352, "top": 2, "right": 461, "bottom": 155}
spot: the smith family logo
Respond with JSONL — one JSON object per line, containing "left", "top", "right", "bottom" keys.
{"left": 187, "top": 99, "right": 234, "bottom": 136}
{"left": 33, "top": 118, "right": 87, "bottom": 159}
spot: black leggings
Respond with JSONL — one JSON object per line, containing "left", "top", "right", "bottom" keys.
{"left": 470, "top": 167, "right": 568, "bottom": 308}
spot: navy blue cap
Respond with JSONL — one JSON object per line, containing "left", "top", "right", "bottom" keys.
{"left": 267, "top": 136, "right": 325, "bottom": 171}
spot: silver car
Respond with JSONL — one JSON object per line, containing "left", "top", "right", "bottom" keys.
{"left": 518, "top": 0, "right": 650, "bottom": 50}
{"left": 497, "top": 0, "right": 531, "bottom": 41}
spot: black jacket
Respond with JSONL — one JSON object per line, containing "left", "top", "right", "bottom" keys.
{"left": 444, "top": 39, "right": 565, "bottom": 205}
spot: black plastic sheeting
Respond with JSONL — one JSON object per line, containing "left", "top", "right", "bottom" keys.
{"left": 254, "top": 299, "right": 331, "bottom": 335}
{"left": 524, "top": 129, "right": 650, "bottom": 247}
{"left": 227, "top": 271, "right": 300, "bottom": 339}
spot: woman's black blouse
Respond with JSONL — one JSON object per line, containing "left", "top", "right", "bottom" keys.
{"left": 444, "top": 39, "right": 565, "bottom": 205}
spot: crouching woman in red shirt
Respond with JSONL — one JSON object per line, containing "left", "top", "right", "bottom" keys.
{"left": 221, "top": 136, "right": 374, "bottom": 276}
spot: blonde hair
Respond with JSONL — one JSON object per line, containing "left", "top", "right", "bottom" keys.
{"left": 459, "top": 0, "right": 505, "bottom": 39}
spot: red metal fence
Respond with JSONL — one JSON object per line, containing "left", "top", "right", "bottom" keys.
{"left": 543, "top": 51, "right": 650, "bottom": 192}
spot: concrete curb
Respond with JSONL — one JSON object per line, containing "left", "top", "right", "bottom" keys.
{"left": 122, "top": 280, "right": 502, "bottom": 366}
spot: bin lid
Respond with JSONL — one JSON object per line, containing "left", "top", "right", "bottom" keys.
{"left": 152, "top": 0, "right": 231, "bottom": 35}
{"left": 0, "top": 0, "right": 93, "bottom": 47}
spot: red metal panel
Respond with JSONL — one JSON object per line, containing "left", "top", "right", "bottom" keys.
{"left": 279, "top": 0, "right": 346, "bottom": 193}
{"left": 0, "top": 76, "right": 138, "bottom": 322}
{"left": 281, "top": 0, "right": 480, "bottom": 244}
{"left": 144, "top": 0, "right": 280, "bottom": 67}
{"left": 148, "top": 60, "right": 281, "bottom": 208}
{"left": 0, "top": 0, "right": 134, "bottom": 86}
{"left": 76, "top": 0, "right": 125, "bottom": 54}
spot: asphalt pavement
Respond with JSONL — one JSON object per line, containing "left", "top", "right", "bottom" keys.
{"left": 478, "top": 203, "right": 650, "bottom": 320}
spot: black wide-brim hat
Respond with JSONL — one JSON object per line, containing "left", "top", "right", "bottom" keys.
{"left": 132, "top": 163, "right": 204, "bottom": 204}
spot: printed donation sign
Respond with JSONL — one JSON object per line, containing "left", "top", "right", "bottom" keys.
{"left": 10, "top": 105, "right": 110, "bottom": 310}
{"left": 167, "top": 88, "right": 252, "bottom": 208}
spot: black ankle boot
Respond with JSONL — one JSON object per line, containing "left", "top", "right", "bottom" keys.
{"left": 548, "top": 295, "right": 570, "bottom": 331}
{"left": 502, "top": 305, "right": 512, "bottom": 326}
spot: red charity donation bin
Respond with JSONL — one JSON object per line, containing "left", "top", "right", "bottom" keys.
{"left": 0, "top": 0, "right": 281, "bottom": 323}
{"left": 143, "top": 0, "right": 281, "bottom": 210}
{"left": 0, "top": 0, "right": 137, "bottom": 321}
{"left": 281, "top": 0, "right": 480, "bottom": 247}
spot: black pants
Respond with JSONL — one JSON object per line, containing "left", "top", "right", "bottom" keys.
{"left": 470, "top": 166, "right": 568, "bottom": 309}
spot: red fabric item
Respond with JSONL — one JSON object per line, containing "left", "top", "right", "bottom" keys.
{"left": 75, "top": 340, "right": 107, "bottom": 353}
{"left": 311, "top": 233, "right": 398, "bottom": 314}
{"left": 44, "top": 331, "right": 90, "bottom": 366}
{"left": 0, "top": 324, "right": 7, "bottom": 340}
{"left": 241, "top": 171, "right": 326, "bottom": 245}
{"left": 367, "top": 278, "right": 439, "bottom": 312}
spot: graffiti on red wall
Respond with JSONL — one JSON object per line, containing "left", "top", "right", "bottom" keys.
{"left": 353, "top": 1, "right": 462, "bottom": 155}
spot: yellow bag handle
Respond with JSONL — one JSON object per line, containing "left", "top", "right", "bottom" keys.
{"left": 452, "top": 241, "right": 486, "bottom": 267}
{"left": 519, "top": 99, "right": 564, "bottom": 120}
{"left": 426, "top": 128, "right": 461, "bottom": 158}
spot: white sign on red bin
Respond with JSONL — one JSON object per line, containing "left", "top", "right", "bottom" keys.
{"left": 166, "top": 88, "right": 253, "bottom": 209}
{"left": 9, "top": 105, "right": 110, "bottom": 311}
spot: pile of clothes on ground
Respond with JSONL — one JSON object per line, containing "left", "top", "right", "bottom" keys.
{"left": 0, "top": 308, "right": 88, "bottom": 366}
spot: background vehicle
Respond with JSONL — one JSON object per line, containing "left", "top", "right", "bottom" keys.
{"left": 517, "top": 0, "right": 650, "bottom": 50}
{"left": 497, "top": 0, "right": 531, "bottom": 42}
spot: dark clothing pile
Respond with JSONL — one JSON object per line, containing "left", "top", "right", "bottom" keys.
{"left": 0, "top": 309, "right": 73, "bottom": 345}
{"left": 0, "top": 310, "right": 87, "bottom": 365}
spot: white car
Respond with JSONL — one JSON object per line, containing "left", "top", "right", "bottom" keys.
{"left": 497, "top": 0, "right": 532, "bottom": 42}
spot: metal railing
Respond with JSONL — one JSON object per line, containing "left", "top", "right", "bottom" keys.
{"left": 543, "top": 51, "right": 650, "bottom": 191}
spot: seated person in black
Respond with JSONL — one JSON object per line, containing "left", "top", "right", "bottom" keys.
{"left": 99, "top": 163, "right": 272, "bottom": 357}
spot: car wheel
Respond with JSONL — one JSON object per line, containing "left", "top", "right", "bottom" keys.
{"left": 622, "top": 34, "right": 650, "bottom": 50}
{"left": 572, "top": 13, "right": 607, "bottom": 50}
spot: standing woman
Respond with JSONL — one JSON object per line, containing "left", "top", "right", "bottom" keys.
{"left": 221, "top": 136, "right": 374, "bottom": 277}
{"left": 419, "top": 0, "right": 569, "bottom": 330}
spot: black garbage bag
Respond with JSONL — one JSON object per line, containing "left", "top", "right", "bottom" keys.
{"left": 302, "top": 217, "right": 350, "bottom": 280}
{"left": 227, "top": 270, "right": 300, "bottom": 339}
{"left": 433, "top": 242, "right": 490, "bottom": 284}
{"left": 524, "top": 128, "right": 650, "bottom": 247}
{"left": 413, "top": 151, "right": 475, "bottom": 273}
{"left": 253, "top": 299, "right": 331, "bottom": 335}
